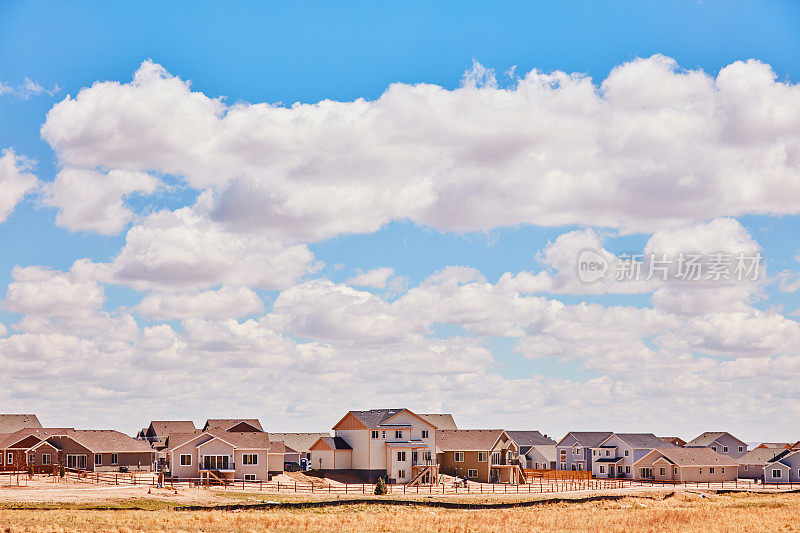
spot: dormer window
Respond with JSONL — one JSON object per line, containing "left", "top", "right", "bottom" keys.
{"left": 395, "top": 430, "right": 403, "bottom": 439}
{"left": 573, "top": 447, "right": 581, "bottom": 456}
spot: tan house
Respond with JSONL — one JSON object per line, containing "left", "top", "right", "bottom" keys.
{"left": 0, "top": 414, "right": 42, "bottom": 434}
{"left": 269, "top": 432, "right": 331, "bottom": 461}
{"left": 633, "top": 447, "right": 737, "bottom": 482}
{"left": 685, "top": 432, "right": 748, "bottom": 458}
{"left": 308, "top": 436, "right": 353, "bottom": 470}
{"left": 168, "top": 431, "right": 279, "bottom": 482}
{"left": 202, "top": 419, "right": 263, "bottom": 432}
{"left": 436, "top": 430, "right": 523, "bottom": 484}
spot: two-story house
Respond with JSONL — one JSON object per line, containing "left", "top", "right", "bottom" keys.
{"left": 436, "top": 429, "right": 523, "bottom": 483}
{"left": 330, "top": 408, "right": 439, "bottom": 484}
{"left": 764, "top": 450, "right": 800, "bottom": 483}
{"left": 556, "top": 432, "right": 613, "bottom": 471}
{"left": 684, "top": 432, "right": 748, "bottom": 458}
{"left": 590, "top": 433, "right": 675, "bottom": 479}
{"left": 168, "top": 431, "right": 277, "bottom": 482}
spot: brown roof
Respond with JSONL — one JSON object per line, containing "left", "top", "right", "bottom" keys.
{"left": 0, "top": 414, "right": 42, "bottom": 433}
{"left": 170, "top": 431, "right": 273, "bottom": 452}
{"left": 66, "top": 430, "right": 154, "bottom": 453}
{"left": 269, "top": 433, "right": 331, "bottom": 453}
{"left": 436, "top": 430, "right": 510, "bottom": 452}
{"left": 203, "top": 419, "right": 263, "bottom": 432}
{"left": 0, "top": 428, "right": 73, "bottom": 449}
{"left": 148, "top": 421, "right": 197, "bottom": 438}
{"left": 417, "top": 414, "right": 458, "bottom": 430}
{"left": 638, "top": 447, "right": 738, "bottom": 467}
{"left": 164, "top": 431, "right": 204, "bottom": 451}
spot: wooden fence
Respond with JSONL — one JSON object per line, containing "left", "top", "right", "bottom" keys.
{"left": 525, "top": 469, "right": 591, "bottom": 480}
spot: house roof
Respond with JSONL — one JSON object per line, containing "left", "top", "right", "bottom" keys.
{"left": 416, "top": 414, "right": 458, "bottom": 430}
{"left": 0, "top": 427, "right": 72, "bottom": 449}
{"left": 659, "top": 437, "right": 685, "bottom": 445}
{"left": 558, "top": 432, "right": 613, "bottom": 447}
{"left": 611, "top": 433, "right": 676, "bottom": 450}
{"left": 315, "top": 436, "right": 352, "bottom": 450}
{"left": 203, "top": 419, "right": 263, "bottom": 432}
{"left": 506, "top": 431, "right": 556, "bottom": 446}
{"left": 181, "top": 431, "right": 273, "bottom": 451}
{"left": 637, "top": 447, "right": 738, "bottom": 467}
{"left": 737, "top": 448, "right": 788, "bottom": 465}
{"left": 529, "top": 445, "right": 557, "bottom": 462}
{"left": 64, "top": 430, "right": 155, "bottom": 453}
{"left": 765, "top": 450, "right": 796, "bottom": 465}
{"left": 757, "top": 442, "right": 792, "bottom": 449}
{"left": 269, "top": 433, "right": 331, "bottom": 453}
{"left": 164, "top": 431, "right": 205, "bottom": 450}
{"left": 148, "top": 421, "right": 197, "bottom": 438}
{"left": 436, "top": 430, "right": 510, "bottom": 452}
{"left": 343, "top": 409, "right": 407, "bottom": 428}
{"left": 0, "top": 414, "right": 42, "bottom": 433}
{"left": 685, "top": 432, "right": 746, "bottom": 448}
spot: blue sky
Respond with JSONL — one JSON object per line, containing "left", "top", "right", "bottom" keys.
{"left": 1, "top": 1, "right": 799, "bottom": 440}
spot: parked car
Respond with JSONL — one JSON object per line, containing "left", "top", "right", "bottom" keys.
{"left": 284, "top": 461, "right": 301, "bottom": 472}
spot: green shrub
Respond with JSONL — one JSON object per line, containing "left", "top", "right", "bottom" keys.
{"left": 374, "top": 477, "right": 387, "bottom": 495}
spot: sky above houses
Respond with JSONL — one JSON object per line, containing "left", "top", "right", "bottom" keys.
{"left": 1, "top": 1, "right": 799, "bottom": 441}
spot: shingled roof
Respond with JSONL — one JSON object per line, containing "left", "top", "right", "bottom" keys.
{"left": 612, "top": 433, "right": 676, "bottom": 449}
{"left": 0, "top": 427, "right": 73, "bottom": 449}
{"left": 559, "top": 432, "right": 614, "bottom": 447}
{"left": 270, "top": 433, "right": 331, "bottom": 453}
{"left": 148, "top": 421, "right": 197, "bottom": 438}
{"left": 685, "top": 432, "right": 746, "bottom": 447}
{"left": 417, "top": 414, "right": 458, "bottom": 430}
{"left": 638, "top": 447, "right": 738, "bottom": 467}
{"left": 507, "top": 431, "right": 556, "bottom": 446}
{"left": 436, "top": 430, "right": 511, "bottom": 452}
{"left": 737, "top": 448, "right": 788, "bottom": 465}
{"left": 203, "top": 419, "right": 263, "bottom": 432}
{"left": 67, "top": 430, "right": 154, "bottom": 453}
{"left": 0, "top": 414, "right": 42, "bottom": 433}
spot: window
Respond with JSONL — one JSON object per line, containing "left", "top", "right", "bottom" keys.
{"left": 29, "top": 453, "right": 35, "bottom": 463}
{"left": 382, "top": 431, "right": 386, "bottom": 439}
{"left": 722, "top": 468, "right": 725, "bottom": 473}
{"left": 42, "top": 454, "right": 51, "bottom": 465}
{"left": 371, "top": 430, "right": 379, "bottom": 439}
{"left": 592, "top": 450, "right": 596, "bottom": 456}
{"left": 738, "top": 446, "right": 744, "bottom": 453}
{"left": 723, "top": 447, "right": 728, "bottom": 453}
{"left": 111, "top": 454, "right": 118, "bottom": 465}
{"left": 423, "top": 451, "right": 431, "bottom": 461}
{"left": 242, "top": 454, "right": 258, "bottom": 465}
{"left": 244, "top": 474, "right": 256, "bottom": 482}
{"left": 699, "top": 468, "right": 702, "bottom": 474}
{"left": 492, "top": 452, "right": 501, "bottom": 464}
{"left": 674, "top": 467, "right": 678, "bottom": 475}
{"left": 560, "top": 450, "right": 566, "bottom": 462}
{"left": 397, "top": 451, "right": 406, "bottom": 461}
{"left": 624, "top": 450, "right": 629, "bottom": 457}
{"left": 203, "top": 455, "right": 230, "bottom": 470}
{"left": 395, "top": 430, "right": 403, "bottom": 439}
{"left": 478, "top": 452, "right": 488, "bottom": 462}
{"left": 773, "top": 469, "right": 782, "bottom": 478}
{"left": 95, "top": 454, "right": 102, "bottom": 466}
{"left": 617, "top": 465, "right": 623, "bottom": 473}
{"left": 398, "top": 470, "right": 406, "bottom": 479}
{"left": 421, "top": 430, "right": 429, "bottom": 439}
{"left": 599, "top": 465, "right": 605, "bottom": 473}
{"left": 744, "top": 465, "right": 749, "bottom": 471}
{"left": 711, "top": 446, "right": 717, "bottom": 452}
{"left": 709, "top": 467, "right": 715, "bottom": 474}
{"left": 574, "top": 447, "right": 581, "bottom": 456}
{"left": 412, "top": 451, "right": 418, "bottom": 463}
{"left": 67, "top": 455, "right": 87, "bottom": 469}
{"left": 625, "top": 466, "right": 630, "bottom": 474}
{"left": 180, "top": 454, "right": 192, "bottom": 466}
{"left": 605, "top": 450, "right": 610, "bottom": 456}
{"left": 659, "top": 467, "right": 665, "bottom": 476}
{"left": 6, "top": 453, "right": 11, "bottom": 465}
{"left": 454, "top": 452, "right": 464, "bottom": 462}
{"left": 467, "top": 469, "right": 478, "bottom": 478}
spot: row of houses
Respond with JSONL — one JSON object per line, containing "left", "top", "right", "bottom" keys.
{"left": 3, "top": 412, "right": 800, "bottom": 485}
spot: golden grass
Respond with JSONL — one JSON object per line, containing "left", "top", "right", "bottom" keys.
{"left": 0, "top": 491, "right": 798, "bottom": 532}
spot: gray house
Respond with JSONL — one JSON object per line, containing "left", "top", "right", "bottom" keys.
{"left": 764, "top": 450, "right": 800, "bottom": 483}
{"left": 520, "top": 445, "right": 557, "bottom": 469}
{"left": 737, "top": 448, "right": 787, "bottom": 480}
{"left": 556, "top": 432, "right": 613, "bottom": 471}
{"left": 591, "top": 433, "right": 675, "bottom": 479}
{"left": 685, "top": 432, "right": 748, "bottom": 458}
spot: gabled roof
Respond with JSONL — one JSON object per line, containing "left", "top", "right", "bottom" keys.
{"left": 0, "top": 428, "right": 73, "bottom": 449}
{"left": 685, "top": 432, "right": 747, "bottom": 448}
{"left": 333, "top": 409, "right": 434, "bottom": 430}
{"left": 607, "top": 433, "right": 675, "bottom": 450}
{"left": 269, "top": 433, "right": 331, "bottom": 453}
{"left": 636, "top": 447, "right": 738, "bottom": 467}
{"left": 0, "top": 414, "right": 42, "bottom": 433}
{"left": 737, "top": 448, "right": 788, "bottom": 465}
{"left": 65, "top": 430, "right": 154, "bottom": 453}
{"left": 507, "top": 431, "right": 556, "bottom": 446}
{"left": 176, "top": 431, "right": 272, "bottom": 451}
{"left": 416, "top": 414, "right": 458, "bottom": 430}
{"left": 756, "top": 442, "right": 792, "bottom": 449}
{"left": 436, "top": 430, "right": 512, "bottom": 452}
{"left": 557, "top": 432, "right": 613, "bottom": 447}
{"left": 165, "top": 431, "right": 207, "bottom": 451}
{"left": 203, "top": 419, "right": 263, "bottom": 432}
{"left": 659, "top": 437, "right": 686, "bottom": 446}
{"left": 311, "top": 436, "right": 352, "bottom": 451}
{"left": 148, "top": 421, "right": 197, "bottom": 438}
{"left": 765, "top": 450, "right": 796, "bottom": 465}
{"left": 525, "top": 444, "right": 557, "bottom": 462}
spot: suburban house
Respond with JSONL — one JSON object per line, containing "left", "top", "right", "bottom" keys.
{"left": 436, "top": 429, "right": 523, "bottom": 484}
{"left": 139, "top": 421, "right": 197, "bottom": 449}
{"left": 308, "top": 436, "right": 353, "bottom": 470}
{"left": 556, "top": 432, "right": 613, "bottom": 471}
{"left": 519, "top": 444, "right": 557, "bottom": 470}
{"left": 659, "top": 437, "right": 686, "bottom": 447}
{"left": 756, "top": 442, "right": 793, "bottom": 450}
{"left": 1, "top": 428, "right": 154, "bottom": 472}
{"left": 507, "top": 431, "right": 556, "bottom": 448}
{"left": 591, "top": 433, "right": 675, "bottom": 479}
{"left": 764, "top": 450, "right": 800, "bottom": 483}
{"left": 269, "top": 432, "right": 331, "bottom": 462}
{"left": 633, "top": 448, "right": 738, "bottom": 482}
{"left": 0, "top": 414, "right": 42, "bottom": 433}
{"left": 417, "top": 414, "right": 458, "bottom": 430}
{"left": 330, "top": 408, "right": 439, "bottom": 484}
{"left": 167, "top": 431, "right": 278, "bottom": 482}
{"left": 737, "top": 448, "right": 788, "bottom": 480}
{"left": 684, "top": 432, "right": 748, "bottom": 458}
{"left": 202, "top": 419, "right": 263, "bottom": 432}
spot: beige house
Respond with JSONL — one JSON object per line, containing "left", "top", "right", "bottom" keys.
{"left": 633, "top": 447, "right": 737, "bottom": 482}
{"left": 308, "top": 436, "right": 353, "bottom": 470}
{"left": 270, "top": 432, "right": 331, "bottom": 461}
{"left": 436, "top": 430, "right": 524, "bottom": 484}
{"left": 168, "top": 431, "right": 278, "bottom": 482}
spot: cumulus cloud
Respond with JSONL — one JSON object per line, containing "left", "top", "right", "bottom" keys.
{"left": 40, "top": 56, "right": 800, "bottom": 240}
{"left": 347, "top": 267, "right": 395, "bottom": 289}
{"left": 136, "top": 286, "right": 264, "bottom": 321}
{"left": 4, "top": 262, "right": 104, "bottom": 318}
{"left": 0, "top": 148, "right": 38, "bottom": 223}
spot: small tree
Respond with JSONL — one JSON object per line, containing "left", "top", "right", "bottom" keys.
{"left": 59, "top": 464, "right": 65, "bottom": 478}
{"left": 27, "top": 463, "right": 34, "bottom": 479}
{"left": 374, "top": 476, "right": 387, "bottom": 495}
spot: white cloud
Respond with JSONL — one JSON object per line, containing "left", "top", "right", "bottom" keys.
{"left": 0, "top": 148, "right": 38, "bottom": 223}
{"left": 0, "top": 78, "right": 60, "bottom": 99}
{"left": 45, "top": 167, "right": 160, "bottom": 234}
{"left": 4, "top": 262, "right": 104, "bottom": 318}
{"left": 136, "top": 286, "right": 264, "bottom": 321}
{"left": 347, "top": 267, "right": 395, "bottom": 289}
{"left": 40, "top": 56, "right": 800, "bottom": 240}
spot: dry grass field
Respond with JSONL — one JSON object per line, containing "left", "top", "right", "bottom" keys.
{"left": 0, "top": 491, "right": 798, "bottom": 532}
